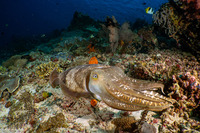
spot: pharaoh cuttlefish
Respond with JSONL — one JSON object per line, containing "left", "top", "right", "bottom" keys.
{"left": 50, "top": 64, "right": 175, "bottom": 111}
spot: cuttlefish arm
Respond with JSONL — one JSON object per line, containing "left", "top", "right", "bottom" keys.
{"left": 88, "top": 66, "right": 175, "bottom": 111}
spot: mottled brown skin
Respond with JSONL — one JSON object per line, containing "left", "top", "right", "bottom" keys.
{"left": 50, "top": 64, "right": 175, "bottom": 111}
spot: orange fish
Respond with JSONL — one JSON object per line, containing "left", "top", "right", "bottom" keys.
{"left": 89, "top": 56, "right": 98, "bottom": 64}
{"left": 90, "top": 99, "right": 98, "bottom": 107}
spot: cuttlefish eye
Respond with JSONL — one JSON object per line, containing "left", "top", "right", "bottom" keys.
{"left": 92, "top": 74, "right": 98, "bottom": 80}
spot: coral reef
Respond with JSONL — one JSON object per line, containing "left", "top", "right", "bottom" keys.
{"left": 36, "top": 113, "right": 68, "bottom": 133}
{"left": 2, "top": 55, "right": 28, "bottom": 70}
{"left": 7, "top": 91, "right": 34, "bottom": 129}
{"left": 67, "top": 11, "right": 100, "bottom": 31}
{"left": 119, "top": 22, "right": 135, "bottom": 53}
{"left": 107, "top": 16, "right": 120, "bottom": 53}
{"left": 35, "top": 62, "right": 63, "bottom": 79}
{"left": 168, "top": 72, "right": 200, "bottom": 118}
{"left": 101, "top": 16, "right": 139, "bottom": 53}
{"left": 128, "top": 49, "right": 198, "bottom": 83}
{"left": 0, "top": 47, "right": 199, "bottom": 132}
{"left": 111, "top": 116, "right": 137, "bottom": 132}
{"left": 153, "top": 0, "right": 200, "bottom": 58}
{"left": 137, "top": 26, "right": 158, "bottom": 52}
{"left": 98, "top": 17, "right": 158, "bottom": 54}
{"left": 177, "top": 0, "right": 200, "bottom": 20}
{"left": 112, "top": 116, "right": 156, "bottom": 133}
{"left": 0, "top": 76, "right": 20, "bottom": 98}
{"left": 5, "top": 101, "right": 12, "bottom": 108}
{"left": 0, "top": 66, "right": 7, "bottom": 74}
{"left": 0, "top": 10, "right": 200, "bottom": 133}
{"left": 118, "top": 49, "right": 200, "bottom": 131}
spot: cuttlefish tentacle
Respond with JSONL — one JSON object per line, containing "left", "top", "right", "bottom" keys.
{"left": 101, "top": 92, "right": 147, "bottom": 111}
{"left": 50, "top": 64, "right": 175, "bottom": 111}
{"left": 105, "top": 86, "right": 174, "bottom": 111}
{"left": 107, "top": 78, "right": 173, "bottom": 104}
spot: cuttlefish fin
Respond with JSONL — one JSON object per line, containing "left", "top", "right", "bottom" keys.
{"left": 59, "top": 79, "right": 90, "bottom": 98}
{"left": 49, "top": 69, "right": 60, "bottom": 88}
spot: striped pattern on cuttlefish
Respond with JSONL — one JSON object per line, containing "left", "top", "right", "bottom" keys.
{"left": 49, "top": 64, "right": 175, "bottom": 111}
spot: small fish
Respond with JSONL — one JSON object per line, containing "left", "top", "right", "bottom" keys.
{"left": 91, "top": 99, "right": 98, "bottom": 107}
{"left": 145, "top": 7, "right": 154, "bottom": 15}
{"left": 89, "top": 57, "right": 98, "bottom": 64}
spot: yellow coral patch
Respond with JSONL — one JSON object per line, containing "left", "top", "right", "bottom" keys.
{"left": 36, "top": 62, "right": 63, "bottom": 79}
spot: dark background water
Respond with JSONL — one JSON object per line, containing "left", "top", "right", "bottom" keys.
{"left": 0, "top": 0, "right": 168, "bottom": 63}
{"left": 0, "top": 0, "right": 168, "bottom": 46}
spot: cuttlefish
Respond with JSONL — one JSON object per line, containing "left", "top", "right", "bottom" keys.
{"left": 50, "top": 64, "right": 175, "bottom": 111}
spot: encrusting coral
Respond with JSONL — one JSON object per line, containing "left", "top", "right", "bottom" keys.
{"left": 112, "top": 115, "right": 156, "bottom": 133}
{"left": 36, "top": 62, "right": 63, "bottom": 79}
{"left": 0, "top": 76, "right": 20, "bottom": 98}
{"left": 111, "top": 116, "right": 137, "bottom": 132}
{"left": 2, "top": 55, "right": 28, "bottom": 70}
{"left": 0, "top": 66, "right": 7, "bottom": 74}
{"left": 7, "top": 91, "right": 34, "bottom": 129}
{"left": 36, "top": 113, "right": 68, "bottom": 133}
{"left": 168, "top": 72, "right": 200, "bottom": 118}
{"left": 153, "top": 0, "right": 200, "bottom": 58}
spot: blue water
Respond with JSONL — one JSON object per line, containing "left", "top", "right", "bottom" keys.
{"left": 0, "top": 0, "right": 167, "bottom": 47}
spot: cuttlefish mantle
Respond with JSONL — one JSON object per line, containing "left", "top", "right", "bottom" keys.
{"left": 49, "top": 64, "right": 175, "bottom": 111}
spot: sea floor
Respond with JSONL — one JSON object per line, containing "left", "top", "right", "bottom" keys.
{"left": 0, "top": 30, "right": 200, "bottom": 133}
